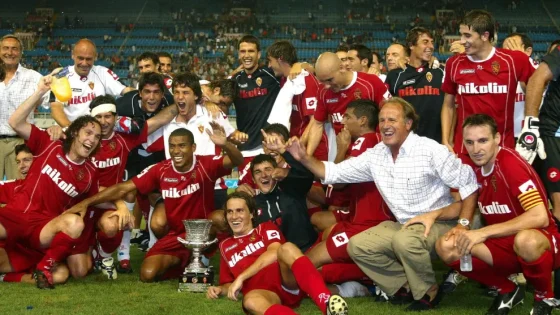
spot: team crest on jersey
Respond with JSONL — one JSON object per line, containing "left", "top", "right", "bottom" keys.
{"left": 76, "top": 169, "right": 85, "bottom": 181}
{"left": 249, "top": 233, "right": 256, "bottom": 242}
{"left": 198, "top": 125, "right": 204, "bottom": 134}
{"left": 109, "top": 140, "right": 116, "bottom": 151}
{"left": 354, "top": 89, "right": 362, "bottom": 100}
{"left": 426, "top": 72, "right": 433, "bottom": 83}
{"left": 491, "top": 175, "right": 497, "bottom": 192}
{"left": 191, "top": 172, "right": 196, "bottom": 180}
{"left": 255, "top": 77, "right": 262, "bottom": 87}
{"left": 491, "top": 61, "right": 500, "bottom": 75}
{"left": 88, "top": 81, "right": 95, "bottom": 90}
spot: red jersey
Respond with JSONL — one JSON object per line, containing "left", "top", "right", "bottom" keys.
{"left": 218, "top": 222, "right": 284, "bottom": 290}
{"left": 467, "top": 148, "right": 555, "bottom": 232}
{"left": 8, "top": 125, "right": 99, "bottom": 219}
{"left": 314, "top": 72, "right": 390, "bottom": 134}
{"left": 347, "top": 133, "right": 393, "bottom": 226}
{"left": 92, "top": 127, "right": 147, "bottom": 187}
{"left": 131, "top": 155, "right": 231, "bottom": 233}
{"left": 0, "top": 179, "right": 24, "bottom": 204}
{"left": 442, "top": 48, "right": 536, "bottom": 153}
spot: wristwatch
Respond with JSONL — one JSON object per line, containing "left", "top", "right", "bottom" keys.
{"left": 458, "top": 218, "right": 470, "bottom": 229}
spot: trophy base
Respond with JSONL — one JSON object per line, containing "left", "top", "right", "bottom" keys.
{"left": 178, "top": 269, "right": 215, "bottom": 293}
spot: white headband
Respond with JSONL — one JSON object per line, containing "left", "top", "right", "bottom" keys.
{"left": 90, "top": 103, "right": 117, "bottom": 117}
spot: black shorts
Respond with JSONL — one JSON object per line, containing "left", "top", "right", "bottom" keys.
{"left": 123, "top": 147, "right": 165, "bottom": 181}
{"left": 534, "top": 136, "right": 560, "bottom": 195}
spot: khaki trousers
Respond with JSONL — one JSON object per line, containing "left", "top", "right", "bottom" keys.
{"left": 347, "top": 220, "right": 453, "bottom": 300}
{"left": 0, "top": 137, "right": 23, "bottom": 180}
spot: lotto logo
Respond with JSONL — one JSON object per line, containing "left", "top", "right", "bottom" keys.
{"left": 266, "top": 230, "right": 281, "bottom": 241}
{"left": 306, "top": 97, "right": 317, "bottom": 110}
{"left": 332, "top": 232, "right": 349, "bottom": 247}
{"left": 548, "top": 168, "right": 560, "bottom": 183}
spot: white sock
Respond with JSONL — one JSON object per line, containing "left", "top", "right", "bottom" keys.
{"left": 147, "top": 205, "right": 157, "bottom": 248}
{"left": 334, "top": 281, "right": 370, "bottom": 298}
{"left": 96, "top": 242, "right": 112, "bottom": 259}
{"left": 118, "top": 230, "right": 131, "bottom": 261}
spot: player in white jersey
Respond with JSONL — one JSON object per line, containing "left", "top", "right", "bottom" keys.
{"left": 502, "top": 33, "right": 539, "bottom": 138}
{"left": 48, "top": 39, "right": 134, "bottom": 127}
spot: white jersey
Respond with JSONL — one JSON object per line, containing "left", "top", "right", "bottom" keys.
{"left": 144, "top": 104, "right": 235, "bottom": 158}
{"left": 52, "top": 65, "right": 126, "bottom": 122}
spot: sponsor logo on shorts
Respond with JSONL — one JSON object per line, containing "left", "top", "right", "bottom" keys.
{"left": 332, "top": 232, "right": 349, "bottom": 247}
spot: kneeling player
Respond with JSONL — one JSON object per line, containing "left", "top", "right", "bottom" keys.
{"left": 207, "top": 192, "right": 348, "bottom": 315}
{"left": 436, "top": 114, "right": 560, "bottom": 315}
{"left": 65, "top": 127, "right": 243, "bottom": 282}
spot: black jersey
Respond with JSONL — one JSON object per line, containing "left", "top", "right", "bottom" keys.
{"left": 539, "top": 46, "right": 560, "bottom": 137}
{"left": 385, "top": 64, "right": 445, "bottom": 142}
{"left": 115, "top": 89, "right": 174, "bottom": 121}
{"left": 233, "top": 66, "right": 280, "bottom": 151}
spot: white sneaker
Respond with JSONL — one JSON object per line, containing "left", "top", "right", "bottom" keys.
{"left": 327, "top": 294, "right": 349, "bottom": 315}
{"left": 101, "top": 257, "right": 118, "bottom": 280}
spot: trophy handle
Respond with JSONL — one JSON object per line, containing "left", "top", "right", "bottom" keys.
{"left": 177, "top": 237, "right": 190, "bottom": 246}
{"left": 203, "top": 238, "right": 219, "bottom": 247}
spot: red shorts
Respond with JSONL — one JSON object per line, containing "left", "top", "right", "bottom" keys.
{"left": 70, "top": 207, "right": 108, "bottom": 255}
{"left": 1, "top": 241, "right": 44, "bottom": 273}
{"left": 484, "top": 229, "right": 560, "bottom": 275}
{"left": 243, "top": 262, "right": 305, "bottom": 308}
{"left": 325, "top": 222, "right": 372, "bottom": 263}
{"left": 145, "top": 232, "right": 192, "bottom": 279}
{"left": 332, "top": 209, "right": 352, "bottom": 223}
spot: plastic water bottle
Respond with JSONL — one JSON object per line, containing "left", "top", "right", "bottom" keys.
{"left": 460, "top": 254, "right": 472, "bottom": 272}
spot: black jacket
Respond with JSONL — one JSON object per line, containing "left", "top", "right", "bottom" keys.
{"left": 254, "top": 152, "right": 317, "bottom": 252}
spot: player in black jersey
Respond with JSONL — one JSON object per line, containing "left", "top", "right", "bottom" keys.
{"left": 233, "top": 35, "right": 281, "bottom": 155}
{"left": 385, "top": 27, "right": 444, "bottom": 143}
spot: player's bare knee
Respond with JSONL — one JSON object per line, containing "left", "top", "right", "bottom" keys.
{"left": 514, "top": 230, "right": 548, "bottom": 261}
{"left": 242, "top": 292, "right": 267, "bottom": 313}
{"left": 140, "top": 265, "right": 158, "bottom": 282}
{"left": 436, "top": 237, "right": 458, "bottom": 264}
{"left": 69, "top": 263, "right": 89, "bottom": 279}
{"left": 61, "top": 214, "right": 85, "bottom": 238}
{"left": 99, "top": 215, "right": 119, "bottom": 237}
{"left": 53, "top": 264, "right": 70, "bottom": 284}
{"left": 278, "top": 242, "right": 302, "bottom": 265}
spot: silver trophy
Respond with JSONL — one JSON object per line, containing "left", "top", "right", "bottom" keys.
{"left": 177, "top": 219, "right": 218, "bottom": 292}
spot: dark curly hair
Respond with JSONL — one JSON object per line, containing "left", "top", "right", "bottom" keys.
{"left": 62, "top": 115, "right": 102, "bottom": 156}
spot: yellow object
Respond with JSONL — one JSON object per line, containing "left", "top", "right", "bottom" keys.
{"left": 51, "top": 76, "right": 72, "bottom": 102}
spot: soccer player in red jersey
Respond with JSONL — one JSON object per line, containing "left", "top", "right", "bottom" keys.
{"left": 65, "top": 126, "right": 243, "bottom": 282}
{"left": 441, "top": 10, "right": 536, "bottom": 154}
{"left": 436, "top": 114, "right": 560, "bottom": 315}
{"left": 0, "top": 73, "right": 132, "bottom": 289}
{"left": 207, "top": 192, "right": 348, "bottom": 315}
{"left": 0, "top": 144, "right": 33, "bottom": 204}
{"left": 305, "top": 52, "right": 390, "bottom": 158}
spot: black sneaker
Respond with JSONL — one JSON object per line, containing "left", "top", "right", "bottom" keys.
{"left": 390, "top": 287, "right": 414, "bottom": 305}
{"left": 440, "top": 269, "right": 467, "bottom": 293}
{"left": 130, "top": 230, "right": 148, "bottom": 245}
{"left": 138, "top": 239, "right": 149, "bottom": 252}
{"left": 327, "top": 294, "right": 348, "bottom": 315}
{"left": 33, "top": 269, "right": 54, "bottom": 290}
{"left": 405, "top": 292, "right": 443, "bottom": 312}
{"left": 531, "top": 299, "right": 555, "bottom": 315}
{"left": 486, "top": 285, "right": 525, "bottom": 315}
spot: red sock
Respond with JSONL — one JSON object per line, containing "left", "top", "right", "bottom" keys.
{"left": 264, "top": 304, "right": 297, "bottom": 315}
{"left": 292, "top": 256, "right": 330, "bottom": 314}
{"left": 449, "top": 257, "right": 516, "bottom": 293}
{"left": 136, "top": 194, "right": 150, "bottom": 221}
{"left": 2, "top": 272, "right": 25, "bottom": 282}
{"left": 519, "top": 250, "right": 554, "bottom": 300}
{"left": 37, "top": 232, "right": 77, "bottom": 271}
{"left": 98, "top": 230, "right": 123, "bottom": 254}
{"left": 320, "top": 263, "right": 368, "bottom": 283}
